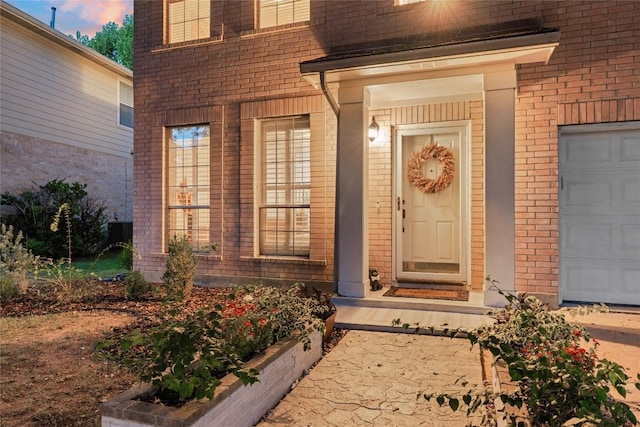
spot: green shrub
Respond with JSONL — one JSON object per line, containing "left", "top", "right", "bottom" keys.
{"left": 466, "top": 289, "right": 639, "bottom": 426}
{"left": 118, "top": 240, "right": 134, "bottom": 270}
{"left": 249, "top": 283, "right": 330, "bottom": 347}
{"left": 0, "top": 179, "right": 107, "bottom": 258}
{"left": 162, "top": 234, "right": 196, "bottom": 301}
{"left": 124, "top": 271, "right": 151, "bottom": 300}
{"left": 0, "top": 224, "right": 39, "bottom": 293}
{"left": 0, "top": 275, "right": 18, "bottom": 302}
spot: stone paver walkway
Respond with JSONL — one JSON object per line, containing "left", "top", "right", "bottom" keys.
{"left": 258, "top": 331, "right": 486, "bottom": 426}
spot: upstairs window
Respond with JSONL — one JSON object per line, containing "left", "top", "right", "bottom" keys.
{"left": 118, "top": 81, "right": 133, "bottom": 129}
{"left": 258, "top": 116, "right": 311, "bottom": 257}
{"left": 258, "top": 0, "right": 309, "bottom": 29}
{"left": 396, "top": 0, "right": 426, "bottom": 4}
{"left": 167, "top": 0, "right": 210, "bottom": 44}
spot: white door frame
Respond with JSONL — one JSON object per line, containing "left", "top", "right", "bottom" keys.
{"left": 392, "top": 120, "right": 471, "bottom": 284}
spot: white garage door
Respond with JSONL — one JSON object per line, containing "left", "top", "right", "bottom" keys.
{"left": 559, "top": 123, "right": 640, "bottom": 306}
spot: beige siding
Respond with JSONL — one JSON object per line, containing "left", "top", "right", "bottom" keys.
{"left": 0, "top": 17, "right": 132, "bottom": 158}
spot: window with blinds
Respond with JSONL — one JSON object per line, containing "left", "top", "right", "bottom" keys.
{"left": 167, "top": 0, "right": 210, "bottom": 44}
{"left": 167, "top": 125, "right": 211, "bottom": 251}
{"left": 118, "top": 81, "right": 133, "bottom": 129}
{"left": 258, "top": 0, "right": 310, "bottom": 29}
{"left": 259, "top": 116, "right": 311, "bottom": 257}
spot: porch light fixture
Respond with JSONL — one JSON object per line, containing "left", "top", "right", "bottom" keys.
{"left": 368, "top": 116, "right": 380, "bottom": 142}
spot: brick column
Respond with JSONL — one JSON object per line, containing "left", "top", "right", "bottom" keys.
{"left": 484, "top": 70, "right": 516, "bottom": 307}
{"left": 336, "top": 85, "right": 371, "bottom": 297}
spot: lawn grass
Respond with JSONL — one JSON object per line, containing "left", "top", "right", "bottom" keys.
{"left": 71, "top": 250, "right": 127, "bottom": 278}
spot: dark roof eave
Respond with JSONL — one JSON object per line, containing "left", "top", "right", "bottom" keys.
{"left": 300, "top": 30, "right": 560, "bottom": 75}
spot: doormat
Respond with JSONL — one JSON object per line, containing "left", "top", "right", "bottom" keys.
{"left": 383, "top": 286, "right": 469, "bottom": 301}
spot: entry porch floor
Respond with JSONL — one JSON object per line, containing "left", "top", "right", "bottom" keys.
{"left": 333, "top": 285, "right": 492, "bottom": 333}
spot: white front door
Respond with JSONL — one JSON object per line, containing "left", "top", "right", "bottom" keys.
{"left": 395, "top": 124, "right": 468, "bottom": 283}
{"left": 559, "top": 124, "right": 640, "bottom": 305}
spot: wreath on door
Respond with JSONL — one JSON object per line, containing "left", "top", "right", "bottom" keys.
{"left": 407, "top": 142, "right": 455, "bottom": 193}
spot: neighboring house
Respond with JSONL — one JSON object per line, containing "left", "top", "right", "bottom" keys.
{"left": 0, "top": 0, "right": 134, "bottom": 225}
{"left": 134, "top": 0, "right": 639, "bottom": 307}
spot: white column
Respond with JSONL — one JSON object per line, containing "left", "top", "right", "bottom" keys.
{"left": 336, "top": 85, "right": 370, "bottom": 297}
{"left": 484, "top": 70, "right": 516, "bottom": 307}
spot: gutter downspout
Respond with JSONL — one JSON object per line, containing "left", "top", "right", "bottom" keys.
{"left": 321, "top": 71, "right": 339, "bottom": 117}
{"left": 319, "top": 71, "right": 340, "bottom": 293}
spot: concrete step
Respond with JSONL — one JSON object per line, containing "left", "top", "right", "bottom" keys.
{"left": 334, "top": 304, "right": 492, "bottom": 334}
{"left": 333, "top": 289, "right": 489, "bottom": 315}
{"left": 331, "top": 286, "right": 493, "bottom": 334}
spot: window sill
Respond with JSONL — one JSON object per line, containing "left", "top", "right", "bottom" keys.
{"left": 152, "top": 36, "right": 222, "bottom": 53}
{"left": 151, "top": 252, "right": 221, "bottom": 261}
{"left": 239, "top": 256, "right": 326, "bottom": 266}
{"left": 195, "top": 253, "right": 222, "bottom": 261}
{"left": 378, "top": 1, "right": 425, "bottom": 15}
{"left": 240, "top": 17, "right": 324, "bottom": 39}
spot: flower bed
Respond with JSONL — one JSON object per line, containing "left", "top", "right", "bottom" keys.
{"left": 101, "top": 330, "right": 322, "bottom": 427}
{"left": 98, "top": 284, "right": 330, "bottom": 426}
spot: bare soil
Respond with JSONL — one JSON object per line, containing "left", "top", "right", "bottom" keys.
{"left": 0, "top": 310, "right": 137, "bottom": 427}
{"left": 0, "top": 283, "right": 345, "bottom": 427}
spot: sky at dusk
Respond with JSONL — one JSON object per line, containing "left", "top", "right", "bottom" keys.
{"left": 5, "top": 0, "right": 133, "bottom": 38}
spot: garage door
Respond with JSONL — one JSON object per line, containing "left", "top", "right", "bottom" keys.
{"left": 559, "top": 123, "right": 640, "bottom": 306}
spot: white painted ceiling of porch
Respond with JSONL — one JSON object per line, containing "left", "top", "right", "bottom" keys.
{"left": 367, "top": 74, "right": 484, "bottom": 109}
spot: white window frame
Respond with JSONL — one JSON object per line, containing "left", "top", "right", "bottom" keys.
{"left": 396, "top": 0, "right": 426, "bottom": 5}
{"left": 167, "top": 124, "right": 211, "bottom": 252}
{"left": 257, "top": 0, "right": 310, "bottom": 29}
{"left": 167, "top": 0, "right": 211, "bottom": 44}
{"left": 118, "top": 80, "right": 133, "bottom": 129}
{"left": 256, "top": 116, "right": 311, "bottom": 257}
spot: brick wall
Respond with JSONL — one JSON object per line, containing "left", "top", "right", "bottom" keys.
{"left": 134, "top": 0, "right": 640, "bottom": 294}
{"left": 0, "top": 131, "right": 133, "bottom": 222}
{"left": 513, "top": 0, "right": 640, "bottom": 295}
